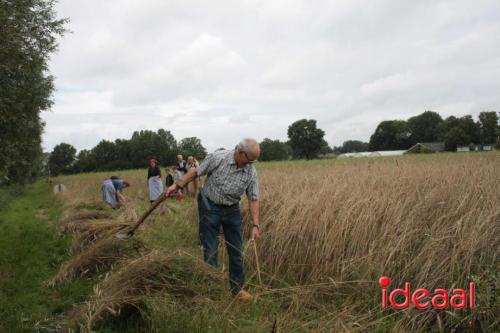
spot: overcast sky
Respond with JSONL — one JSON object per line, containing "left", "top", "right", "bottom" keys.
{"left": 43, "top": 0, "right": 500, "bottom": 153}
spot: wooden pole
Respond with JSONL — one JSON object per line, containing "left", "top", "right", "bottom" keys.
{"left": 252, "top": 239, "right": 262, "bottom": 286}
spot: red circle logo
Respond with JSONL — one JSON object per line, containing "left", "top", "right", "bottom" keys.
{"left": 379, "top": 276, "right": 391, "bottom": 288}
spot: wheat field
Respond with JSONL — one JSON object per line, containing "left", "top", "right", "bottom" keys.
{"left": 52, "top": 152, "right": 499, "bottom": 332}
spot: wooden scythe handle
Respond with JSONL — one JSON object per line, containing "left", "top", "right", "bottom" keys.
{"left": 127, "top": 192, "right": 168, "bottom": 235}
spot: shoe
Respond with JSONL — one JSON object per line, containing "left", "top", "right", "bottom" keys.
{"left": 236, "top": 290, "right": 253, "bottom": 303}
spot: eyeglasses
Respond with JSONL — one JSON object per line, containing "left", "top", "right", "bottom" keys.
{"left": 241, "top": 151, "right": 257, "bottom": 163}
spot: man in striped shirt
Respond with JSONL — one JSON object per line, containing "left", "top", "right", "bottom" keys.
{"left": 165, "top": 138, "right": 260, "bottom": 302}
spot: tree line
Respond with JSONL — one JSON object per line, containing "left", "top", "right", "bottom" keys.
{"left": 335, "top": 111, "right": 499, "bottom": 154}
{"left": 48, "top": 119, "right": 331, "bottom": 175}
{"left": 46, "top": 110, "right": 500, "bottom": 176}
{"left": 48, "top": 131, "right": 207, "bottom": 176}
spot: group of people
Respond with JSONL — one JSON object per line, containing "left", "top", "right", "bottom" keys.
{"left": 100, "top": 154, "right": 198, "bottom": 208}
{"left": 147, "top": 154, "right": 200, "bottom": 202}
{"left": 100, "top": 139, "right": 261, "bottom": 302}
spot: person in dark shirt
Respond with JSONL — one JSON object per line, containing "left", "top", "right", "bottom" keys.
{"left": 176, "top": 155, "right": 188, "bottom": 174}
{"left": 165, "top": 167, "right": 175, "bottom": 188}
{"left": 147, "top": 158, "right": 161, "bottom": 179}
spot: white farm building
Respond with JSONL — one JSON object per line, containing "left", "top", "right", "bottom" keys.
{"left": 338, "top": 150, "right": 406, "bottom": 158}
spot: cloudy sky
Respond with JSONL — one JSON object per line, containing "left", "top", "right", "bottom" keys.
{"left": 43, "top": 0, "right": 500, "bottom": 153}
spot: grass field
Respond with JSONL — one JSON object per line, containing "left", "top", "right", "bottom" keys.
{"left": 0, "top": 183, "right": 94, "bottom": 333}
{"left": 1, "top": 152, "right": 499, "bottom": 332}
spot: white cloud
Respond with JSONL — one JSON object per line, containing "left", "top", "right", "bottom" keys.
{"left": 43, "top": 0, "right": 500, "bottom": 152}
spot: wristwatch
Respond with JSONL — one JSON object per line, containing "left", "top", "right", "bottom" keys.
{"left": 252, "top": 224, "right": 260, "bottom": 229}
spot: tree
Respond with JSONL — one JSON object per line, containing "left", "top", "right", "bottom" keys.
{"left": 259, "top": 138, "right": 290, "bottom": 161}
{"left": 72, "top": 149, "right": 97, "bottom": 173}
{"left": 334, "top": 140, "right": 369, "bottom": 154}
{"left": 368, "top": 120, "right": 411, "bottom": 151}
{"left": 287, "top": 119, "right": 326, "bottom": 159}
{"left": 478, "top": 111, "right": 499, "bottom": 144}
{"left": 92, "top": 140, "right": 118, "bottom": 171}
{"left": 444, "top": 128, "right": 470, "bottom": 151}
{"left": 114, "top": 139, "right": 133, "bottom": 169}
{"left": 157, "top": 129, "right": 178, "bottom": 166}
{"left": 407, "top": 111, "right": 443, "bottom": 144}
{"left": 128, "top": 129, "right": 178, "bottom": 167}
{"left": 439, "top": 115, "right": 479, "bottom": 144}
{"left": 319, "top": 139, "right": 333, "bottom": 155}
{"left": 48, "top": 143, "right": 76, "bottom": 175}
{"left": 0, "top": 0, "right": 67, "bottom": 184}
{"left": 179, "top": 137, "right": 207, "bottom": 160}
{"left": 457, "top": 115, "right": 479, "bottom": 144}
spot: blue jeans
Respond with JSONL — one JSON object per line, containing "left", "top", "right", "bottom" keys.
{"left": 197, "top": 192, "right": 244, "bottom": 294}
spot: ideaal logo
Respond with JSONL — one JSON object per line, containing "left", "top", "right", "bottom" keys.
{"left": 379, "top": 276, "right": 475, "bottom": 310}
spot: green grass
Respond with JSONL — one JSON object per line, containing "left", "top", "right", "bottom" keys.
{"left": 0, "top": 181, "right": 94, "bottom": 333}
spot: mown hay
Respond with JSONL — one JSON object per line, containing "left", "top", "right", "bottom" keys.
{"left": 79, "top": 250, "right": 223, "bottom": 329}
{"left": 48, "top": 235, "right": 141, "bottom": 287}
{"left": 65, "top": 220, "right": 130, "bottom": 254}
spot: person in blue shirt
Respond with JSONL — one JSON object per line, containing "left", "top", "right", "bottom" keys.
{"left": 102, "top": 176, "right": 130, "bottom": 208}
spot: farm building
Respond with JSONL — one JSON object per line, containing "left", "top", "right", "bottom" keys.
{"left": 405, "top": 142, "right": 445, "bottom": 154}
{"left": 457, "top": 144, "right": 495, "bottom": 152}
{"left": 371, "top": 150, "right": 407, "bottom": 157}
{"left": 477, "top": 144, "right": 494, "bottom": 151}
{"left": 338, "top": 150, "right": 406, "bottom": 158}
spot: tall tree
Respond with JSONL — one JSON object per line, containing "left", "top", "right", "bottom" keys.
{"left": 179, "top": 137, "right": 207, "bottom": 160}
{"left": 157, "top": 129, "right": 178, "bottom": 165}
{"left": 439, "top": 115, "right": 479, "bottom": 144}
{"left": 109, "top": 139, "right": 132, "bottom": 170}
{"left": 287, "top": 119, "right": 326, "bottom": 159}
{"left": 0, "top": 0, "right": 66, "bottom": 184}
{"left": 48, "top": 143, "right": 76, "bottom": 175}
{"left": 407, "top": 111, "right": 443, "bottom": 144}
{"left": 478, "top": 111, "right": 499, "bottom": 144}
{"left": 457, "top": 115, "right": 479, "bottom": 144}
{"left": 369, "top": 120, "right": 411, "bottom": 151}
{"left": 92, "top": 140, "right": 118, "bottom": 170}
{"left": 129, "top": 129, "right": 177, "bottom": 167}
{"left": 444, "top": 128, "right": 470, "bottom": 151}
{"left": 259, "top": 138, "right": 290, "bottom": 161}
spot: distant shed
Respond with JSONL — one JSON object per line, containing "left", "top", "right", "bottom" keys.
{"left": 338, "top": 150, "right": 406, "bottom": 158}
{"left": 405, "top": 142, "right": 445, "bottom": 154}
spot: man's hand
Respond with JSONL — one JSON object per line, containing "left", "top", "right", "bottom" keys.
{"left": 249, "top": 200, "right": 260, "bottom": 240}
{"left": 251, "top": 226, "right": 260, "bottom": 240}
{"left": 164, "top": 183, "right": 178, "bottom": 197}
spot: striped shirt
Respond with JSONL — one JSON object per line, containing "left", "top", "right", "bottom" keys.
{"left": 197, "top": 149, "right": 259, "bottom": 206}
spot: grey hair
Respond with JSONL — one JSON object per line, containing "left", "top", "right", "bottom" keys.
{"left": 236, "top": 138, "right": 258, "bottom": 154}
